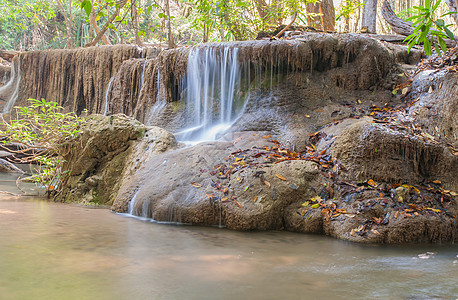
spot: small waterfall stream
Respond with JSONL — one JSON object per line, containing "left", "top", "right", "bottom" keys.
{"left": 103, "top": 77, "right": 115, "bottom": 116}
{"left": 175, "top": 47, "right": 247, "bottom": 142}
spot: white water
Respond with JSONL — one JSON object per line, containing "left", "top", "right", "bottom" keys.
{"left": 176, "top": 47, "right": 246, "bottom": 142}
{"left": 0, "top": 59, "right": 21, "bottom": 115}
{"left": 103, "top": 77, "right": 115, "bottom": 116}
{"left": 128, "top": 188, "right": 141, "bottom": 215}
{"left": 139, "top": 60, "right": 147, "bottom": 90}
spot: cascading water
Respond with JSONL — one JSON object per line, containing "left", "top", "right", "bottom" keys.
{"left": 175, "top": 46, "right": 247, "bottom": 142}
{"left": 0, "top": 59, "right": 21, "bottom": 115}
{"left": 103, "top": 77, "right": 114, "bottom": 116}
{"left": 145, "top": 65, "right": 167, "bottom": 125}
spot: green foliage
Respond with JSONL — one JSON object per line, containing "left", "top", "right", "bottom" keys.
{"left": 0, "top": 99, "right": 85, "bottom": 190}
{"left": 336, "top": 0, "right": 366, "bottom": 21}
{"left": 404, "top": 0, "right": 455, "bottom": 56}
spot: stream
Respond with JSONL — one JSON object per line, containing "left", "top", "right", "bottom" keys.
{"left": 0, "top": 173, "right": 457, "bottom": 299}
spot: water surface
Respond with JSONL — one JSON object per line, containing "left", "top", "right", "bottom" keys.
{"left": 0, "top": 174, "right": 456, "bottom": 299}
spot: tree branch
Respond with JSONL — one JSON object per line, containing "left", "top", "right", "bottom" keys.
{"left": 381, "top": 0, "right": 456, "bottom": 47}
{"left": 84, "top": 0, "right": 128, "bottom": 47}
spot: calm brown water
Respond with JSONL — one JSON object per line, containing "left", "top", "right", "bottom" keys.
{"left": 0, "top": 174, "right": 457, "bottom": 299}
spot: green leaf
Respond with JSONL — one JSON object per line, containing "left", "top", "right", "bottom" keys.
{"left": 434, "top": 42, "right": 441, "bottom": 56}
{"left": 424, "top": 38, "right": 432, "bottom": 55}
{"left": 444, "top": 27, "right": 455, "bottom": 40}
{"left": 434, "top": 19, "right": 445, "bottom": 27}
{"left": 432, "top": 0, "right": 441, "bottom": 11}
{"left": 438, "top": 37, "right": 447, "bottom": 53}
{"left": 81, "top": 0, "right": 92, "bottom": 17}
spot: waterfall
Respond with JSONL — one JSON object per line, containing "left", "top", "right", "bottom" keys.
{"left": 139, "top": 60, "right": 147, "bottom": 90}
{"left": 103, "top": 77, "right": 115, "bottom": 116}
{"left": 0, "top": 59, "right": 21, "bottom": 115}
{"left": 128, "top": 188, "right": 141, "bottom": 215}
{"left": 175, "top": 46, "right": 246, "bottom": 142}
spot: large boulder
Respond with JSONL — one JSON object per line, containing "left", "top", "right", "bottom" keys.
{"left": 59, "top": 114, "right": 176, "bottom": 205}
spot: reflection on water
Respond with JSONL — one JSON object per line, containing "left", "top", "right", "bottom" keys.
{"left": 0, "top": 174, "right": 456, "bottom": 299}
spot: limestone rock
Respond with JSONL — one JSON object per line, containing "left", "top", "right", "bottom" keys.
{"left": 59, "top": 114, "right": 176, "bottom": 205}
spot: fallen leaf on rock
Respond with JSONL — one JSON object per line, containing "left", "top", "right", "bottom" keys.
{"left": 275, "top": 174, "right": 287, "bottom": 181}
{"left": 304, "top": 114, "right": 310, "bottom": 118}
{"left": 367, "top": 179, "right": 376, "bottom": 187}
{"left": 191, "top": 182, "right": 202, "bottom": 188}
{"left": 262, "top": 134, "right": 271, "bottom": 139}
{"left": 264, "top": 180, "right": 271, "bottom": 187}
{"left": 234, "top": 199, "right": 241, "bottom": 208}
{"left": 253, "top": 195, "right": 258, "bottom": 202}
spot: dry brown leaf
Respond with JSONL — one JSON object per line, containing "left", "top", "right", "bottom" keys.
{"left": 275, "top": 174, "right": 287, "bottom": 181}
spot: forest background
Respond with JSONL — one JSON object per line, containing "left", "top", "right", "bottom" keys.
{"left": 0, "top": 0, "right": 456, "bottom": 51}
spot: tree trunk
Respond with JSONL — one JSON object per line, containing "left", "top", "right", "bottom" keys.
{"left": 84, "top": 0, "right": 128, "bottom": 47}
{"left": 381, "top": 0, "right": 414, "bottom": 36}
{"left": 165, "top": 0, "right": 175, "bottom": 48}
{"left": 362, "top": 0, "right": 378, "bottom": 33}
{"left": 132, "top": 0, "right": 142, "bottom": 45}
{"left": 89, "top": 11, "right": 111, "bottom": 45}
{"left": 306, "top": 0, "right": 335, "bottom": 31}
{"left": 275, "top": 0, "right": 297, "bottom": 38}
{"left": 57, "top": 0, "right": 74, "bottom": 48}
{"left": 445, "top": 0, "right": 458, "bottom": 25}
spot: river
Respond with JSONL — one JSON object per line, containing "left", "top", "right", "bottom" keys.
{"left": 0, "top": 173, "right": 456, "bottom": 299}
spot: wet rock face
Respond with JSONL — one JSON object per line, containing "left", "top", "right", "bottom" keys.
{"left": 324, "top": 118, "right": 458, "bottom": 191}
{"left": 1, "top": 45, "right": 160, "bottom": 115}
{"left": 104, "top": 34, "right": 402, "bottom": 140}
{"left": 112, "top": 143, "right": 323, "bottom": 231}
{"left": 408, "top": 71, "right": 458, "bottom": 148}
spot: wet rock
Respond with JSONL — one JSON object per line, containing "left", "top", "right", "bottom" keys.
{"left": 0, "top": 158, "right": 23, "bottom": 173}
{"left": 59, "top": 114, "right": 176, "bottom": 205}
{"left": 408, "top": 72, "right": 458, "bottom": 148}
{"left": 324, "top": 117, "right": 458, "bottom": 191}
{"left": 2, "top": 45, "right": 160, "bottom": 115}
